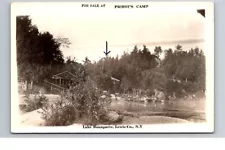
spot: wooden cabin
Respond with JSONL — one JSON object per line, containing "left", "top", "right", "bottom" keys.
{"left": 43, "top": 71, "right": 78, "bottom": 93}
{"left": 50, "top": 71, "right": 77, "bottom": 88}
{"left": 51, "top": 71, "right": 76, "bottom": 88}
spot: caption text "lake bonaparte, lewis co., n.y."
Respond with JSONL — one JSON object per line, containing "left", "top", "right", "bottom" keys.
{"left": 83, "top": 125, "right": 143, "bottom": 129}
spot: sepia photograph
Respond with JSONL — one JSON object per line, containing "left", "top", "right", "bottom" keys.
{"left": 11, "top": 2, "right": 214, "bottom": 133}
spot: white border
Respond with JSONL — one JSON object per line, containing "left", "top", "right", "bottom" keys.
{"left": 11, "top": 2, "right": 214, "bottom": 133}
{"left": 1, "top": 138, "right": 223, "bottom": 150}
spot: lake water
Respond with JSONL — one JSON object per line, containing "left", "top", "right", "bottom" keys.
{"left": 110, "top": 98, "right": 206, "bottom": 122}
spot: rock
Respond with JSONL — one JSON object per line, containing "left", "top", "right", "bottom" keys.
{"left": 106, "top": 111, "right": 123, "bottom": 123}
{"left": 110, "top": 94, "right": 115, "bottom": 98}
{"left": 100, "top": 95, "right": 106, "bottom": 99}
{"left": 103, "top": 91, "right": 108, "bottom": 94}
{"left": 116, "top": 97, "right": 125, "bottom": 101}
{"left": 110, "top": 94, "right": 116, "bottom": 100}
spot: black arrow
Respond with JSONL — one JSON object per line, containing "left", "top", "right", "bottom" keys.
{"left": 103, "top": 41, "right": 111, "bottom": 56}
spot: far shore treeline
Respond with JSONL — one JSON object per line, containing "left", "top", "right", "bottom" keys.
{"left": 17, "top": 15, "right": 205, "bottom": 98}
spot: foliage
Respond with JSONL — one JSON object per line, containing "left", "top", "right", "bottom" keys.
{"left": 163, "top": 47, "right": 205, "bottom": 96}
{"left": 16, "top": 16, "right": 70, "bottom": 84}
{"left": 40, "top": 97, "right": 77, "bottom": 126}
{"left": 40, "top": 77, "right": 110, "bottom": 126}
{"left": 86, "top": 45, "right": 161, "bottom": 94}
{"left": 65, "top": 78, "right": 110, "bottom": 125}
{"left": 154, "top": 46, "right": 163, "bottom": 57}
{"left": 23, "top": 91, "right": 48, "bottom": 112}
{"left": 84, "top": 44, "right": 205, "bottom": 98}
{"left": 141, "top": 67, "right": 167, "bottom": 94}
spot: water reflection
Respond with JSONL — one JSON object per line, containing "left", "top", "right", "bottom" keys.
{"left": 110, "top": 99, "right": 205, "bottom": 121}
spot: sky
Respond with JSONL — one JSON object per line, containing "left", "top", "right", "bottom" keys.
{"left": 14, "top": 3, "right": 206, "bottom": 63}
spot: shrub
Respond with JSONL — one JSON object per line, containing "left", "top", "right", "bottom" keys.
{"left": 40, "top": 97, "right": 77, "bottom": 126}
{"left": 40, "top": 78, "right": 110, "bottom": 126}
{"left": 23, "top": 91, "right": 48, "bottom": 112}
{"left": 66, "top": 78, "right": 110, "bottom": 125}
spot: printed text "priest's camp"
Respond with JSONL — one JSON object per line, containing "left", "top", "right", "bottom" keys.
{"left": 114, "top": 5, "right": 148, "bottom": 9}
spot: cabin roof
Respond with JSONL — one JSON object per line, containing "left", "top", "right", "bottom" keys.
{"left": 52, "top": 71, "right": 77, "bottom": 79}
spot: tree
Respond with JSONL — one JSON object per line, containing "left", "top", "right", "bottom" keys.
{"left": 175, "top": 44, "right": 182, "bottom": 51}
{"left": 83, "top": 57, "right": 91, "bottom": 65}
{"left": 16, "top": 16, "right": 70, "bottom": 85}
{"left": 162, "top": 46, "right": 206, "bottom": 95}
{"left": 154, "top": 46, "right": 163, "bottom": 57}
{"left": 55, "top": 37, "right": 71, "bottom": 48}
{"left": 65, "top": 41, "right": 205, "bottom": 97}
{"left": 37, "top": 32, "right": 64, "bottom": 65}
{"left": 141, "top": 67, "right": 167, "bottom": 94}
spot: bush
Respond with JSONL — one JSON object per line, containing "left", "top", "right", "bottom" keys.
{"left": 40, "top": 78, "right": 110, "bottom": 126}
{"left": 67, "top": 78, "right": 110, "bottom": 125}
{"left": 40, "top": 97, "right": 77, "bottom": 126}
{"left": 23, "top": 91, "right": 48, "bottom": 112}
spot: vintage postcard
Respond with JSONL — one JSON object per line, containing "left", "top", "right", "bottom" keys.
{"left": 11, "top": 2, "right": 214, "bottom": 133}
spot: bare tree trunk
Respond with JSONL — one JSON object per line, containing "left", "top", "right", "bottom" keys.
{"left": 25, "top": 80, "right": 28, "bottom": 91}
{"left": 30, "top": 80, "right": 33, "bottom": 90}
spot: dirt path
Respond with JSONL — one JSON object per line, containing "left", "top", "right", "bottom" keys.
{"left": 20, "top": 109, "right": 45, "bottom": 126}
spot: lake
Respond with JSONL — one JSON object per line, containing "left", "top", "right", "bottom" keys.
{"left": 109, "top": 98, "right": 206, "bottom": 123}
